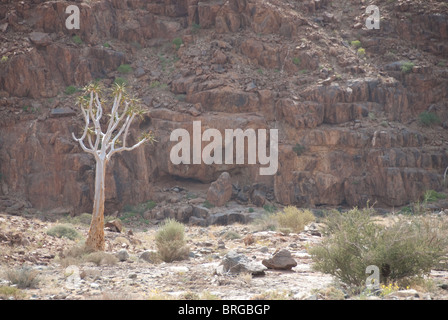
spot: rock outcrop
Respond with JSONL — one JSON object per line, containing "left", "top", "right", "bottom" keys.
{"left": 206, "top": 172, "right": 232, "bottom": 207}
{"left": 0, "top": 0, "right": 447, "bottom": 215}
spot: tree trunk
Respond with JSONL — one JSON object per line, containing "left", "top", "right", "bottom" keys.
{"left": 85, "top": 159, "right": 106, "bottom": 251}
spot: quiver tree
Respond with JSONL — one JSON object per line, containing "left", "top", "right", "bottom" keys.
{"left": 72, "top": 83, "right": 155, "bottom": 251}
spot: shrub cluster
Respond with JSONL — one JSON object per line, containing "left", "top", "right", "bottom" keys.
{"left": 309, "top": 207, "right": 448, "bottom": 289}
{"left": 418, "top": 111, "right": 441, "bottom": 127}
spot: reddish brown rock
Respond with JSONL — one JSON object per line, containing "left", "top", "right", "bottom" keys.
{"left": 262, "top": 249, "right": 297, "bottom": 270}
{"left": 206, "top": 172, "right": 233, "bottom": 207}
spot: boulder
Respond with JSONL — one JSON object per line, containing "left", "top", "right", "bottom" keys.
{"left": 206, "top": 172, "right": 232, "bottom": 207}
{"left": 262, "top": 249, "right": 297, "bottom": 270}
{"left": 105, "top": 220, "right": 123, "bottom": 233}
{"left": 139, "top": 250, "right": 157, "bottom": 263}
{"left": 215, "top": 251, "right": 266, "bottom": 276}
{"left": 116, "top": 249, "right": 129, "bottom": 262}
{"left": 29, "top": 32, "right": 52, "bottom": 47}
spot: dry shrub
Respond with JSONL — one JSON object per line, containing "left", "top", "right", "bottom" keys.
{"left": 46, "top": 224, "right": 82, "bottom": 240}
{"left": 274, "top": 206, "right": 315, "bottom": 233}
{"left": 84, "top": 252, "right": 118, "bottom": 266}
{"left": 252, "top": 206, "right": 315, "bottom": 233}
{"left": 59, "top": 244, "right": 117, "bottom": 266}
{"left": 4, "top": 266, "right": 40, "bottom": 289}
{"left": 309, "top": 207, "right": 448, "bottom": 289}
{"left": 0, "top": 286, "right": 25, "bottom": 299}
{"left": 155, "top": 219, "right": 190, "bottom": 262}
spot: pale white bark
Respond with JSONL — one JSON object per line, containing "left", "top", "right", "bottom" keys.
{"left": 72, "top": 87, "right": 149, "bottom": 251}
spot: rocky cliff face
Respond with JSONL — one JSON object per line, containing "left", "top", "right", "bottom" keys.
{"left": 0, "top": 0, "right": 447, "bottom": 215}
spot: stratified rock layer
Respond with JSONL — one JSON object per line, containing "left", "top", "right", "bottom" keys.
{"left": 0, "top": 0, "right": 447, "bottom": 215}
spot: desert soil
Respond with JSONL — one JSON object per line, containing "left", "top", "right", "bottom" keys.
{"left": 1, "top": 204, "right": 448, "bottom": 301}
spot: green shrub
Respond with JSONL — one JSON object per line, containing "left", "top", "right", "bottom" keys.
{"left": 263, "top": 204, "right": 277, "bottom": 214}
{"left": 117, "top": 64, "right": 133, "bottom": 74}
{"left": 175, "top": 94, "right": 186, "bottom": 101}
{"left": 248, "top": 207, "right": 255, "bottom": 213}
{"left": 103, "top": 42, "right": 111, "bottom": 48}
{"left": 191, "top": 23, "right": 201, "bottom": 33}
{"left": 350, "top": 40, "right": 362, "bottom": 49}
{"left": 149, "top": 80, "right": 161, "bottom": 88}
{"left": 424, "top": 190, "right": 446, "bottom": 202}
{"left": 292, "top": 57, "right": 301, "bottom": 66}
{"left": 5, "top": 266, "right": 40, "bottom": 289}
{"left": 418, "top": 111, "right": 441, "bottom": 127}
{"left": 65, "top": 85, "right": 78, "bottom": 95}
{"left": 1, "top": 55, "right": 8, "bottom": 63}
{"left": 46, "top": 224, "right": 82, "bottom": 240}
{"left": 114, "top": 77, "right": 128, "bottom": 86}
{"left": 172, "top": 37, "right": 183, "bottom": 50}
{"left": 309, "top": 208, "right": 448, "bottom": 289}
{"left": 131, "top": 42, "right": 142, "bottom": 50}
{"left": 72, "top": 35, "right": 83, "bottom": 45}
{"left": 155, "top": 219, "right": 189, "bottom": 262}
{"left": 357, "top": 48, "right": 366, "bottom": 57}
{"left": 274, "top": 206, "right": 315, "bottom": 233}
{"left": 202, "top": 200, "right": 215, "bottom": 209}
{"left": 401, "top": 61, "right": 415, "bottom": 73}
{"left": 145, "top": 200, "right": 157, "bottom": 210}
{"left": 293, "top": 143, "right": 306, "bottom": 156}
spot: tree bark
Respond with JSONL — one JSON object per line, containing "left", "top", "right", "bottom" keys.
{"left": 85, "top": 158, "right": 107, "bottom": 251}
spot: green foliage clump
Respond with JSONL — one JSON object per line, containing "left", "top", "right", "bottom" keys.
{"left": 263, "top": 204, "right": 277, "bottom": 214}
{"left": 418, "top": 111, "right": 441, "bottom": 127}
{"left": 357, "top": 48, "right": 366, "bottom": 57}
{"left": 293, "top": 143, "right": 306, "bottom": 156}
{"left": 202, "top": 200, "right": 215, "bottom": 209}
{"left": 401, "top": 61, "right": 415, "bottom": 73}
{"left": 172, "top": 37, "right": 183, "bottom": 50}
{"left": 292, "top": 57, "right": 301, "bottom": 66}
{"left": 309, "top": 207, "right": 448, "bottom": 289}
{"left": 350, "top": 40, "right": 362, "bottom": 49}
{"left": 114, "top": 77, "right": 128, "bottom": 86}
{"left": 117, "top": 64, "right": 133, "bottom": 74}
{"left": 155, "top": 219, "right": 190, "bottom": 262}
{"left": 191, "top": 23, "right": 201, "bottom": 33}
{"left": 145, "top": 200, "right": 157, "bottom": 210}
{"left": 1, "top": 55, "right": 8, "bottom": 63}
{"left": 72, "top": 35, "right": 83, "bottom": 45}
{"left": 424, "top": 190, "right": 446, "bottom": 202}
{"left": 46, "top": 224, "right": 82, "bottom": 240}
{"left": 65, "top": 85, "right": 78, "bottom": 95}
